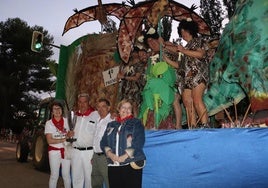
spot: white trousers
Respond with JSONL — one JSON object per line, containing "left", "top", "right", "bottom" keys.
{"left": 71, "top": 149, "right": 94, "bottom": 188}
{"left": 48, "top": 150, "right": 71, "bottom": 188}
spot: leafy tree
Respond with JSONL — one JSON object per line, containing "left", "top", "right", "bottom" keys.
{"left": 222, "top": 0, "right": 238, "bottom": 19}
{"left": 200, "top": 0, "right": 224, "bottom": 36}
{"left": 0, "top": 18, "right": 55, "bottom": 133}
{"left": 161, "top": 16, "right": 172, "bottom": 42}
{"left": 102, "top": 17, "right": 117, "bottom": 33}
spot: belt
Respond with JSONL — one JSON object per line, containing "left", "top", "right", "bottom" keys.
{"left": 74, "top": 146, "right": 93, "bottom": 151}
{"left": 95, "top": 152, "right": 104, "bottom": 156}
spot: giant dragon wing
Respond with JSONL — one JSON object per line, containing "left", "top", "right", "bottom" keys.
{"left": 62, "top": 3, "right": 131, "bottom": 36}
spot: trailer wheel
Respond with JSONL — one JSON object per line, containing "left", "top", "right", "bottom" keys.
{"left": 16, "top": 139, "right": 29, "bottom": 162}
{"left": 32, "top": 134, "right": 49, "bottom": 171}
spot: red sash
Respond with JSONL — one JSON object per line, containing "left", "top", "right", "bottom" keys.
{"left": 48, "top": 146, "right": 64, "bottom": 159}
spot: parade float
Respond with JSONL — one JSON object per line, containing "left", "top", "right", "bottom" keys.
{"left": 17, "top": 0, "right": 268, "bottom": 187}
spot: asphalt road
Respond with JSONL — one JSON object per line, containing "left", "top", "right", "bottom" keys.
{"left": 0, "top": 141, "right": 64, "bottom": 188}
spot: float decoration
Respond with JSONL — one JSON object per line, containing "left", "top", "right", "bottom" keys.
{"left": 204, "top": 0, "right": 268, "bottom": 117}
{"left": 117, "top": 0, "right": 211, "bottom": 63}
{"left": 62, "top": 1, "right": 131, "bottom": 35}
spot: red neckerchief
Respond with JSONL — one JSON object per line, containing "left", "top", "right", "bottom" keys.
{"left": 52, "top": 117, "right": 64, "bottom": 132}
{"left": 116, "top": 115, "right": 134, "bottom": 123}
{"left": 76, "top": 107, "right": 94, "bottom": 117}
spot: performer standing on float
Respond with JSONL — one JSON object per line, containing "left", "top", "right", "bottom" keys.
{"left": 139, "top": 25, "right": 178, "bottom": 129}
{"left": 169, "top": 20, "right": 209, "bottom": 128}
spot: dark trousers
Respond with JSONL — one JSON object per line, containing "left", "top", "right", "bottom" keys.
{"left": 108, "top": 164, "right": 143, "bottom": 188}
{"left": 91, "top": 153, "right": 109, "bottom": 188}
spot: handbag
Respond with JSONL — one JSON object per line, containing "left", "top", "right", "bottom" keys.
{"left": 130, "top": 160, "right": 146, "bottom": 170}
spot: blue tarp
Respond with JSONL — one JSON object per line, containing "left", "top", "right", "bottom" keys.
{"left": 143, "top": 128, "right": 268, "bottom": 188}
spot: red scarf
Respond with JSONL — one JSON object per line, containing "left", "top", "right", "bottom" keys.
{"left": 52, "top": 117, "right": 64, "bottom": 132}
{"left": 76, "top": 107, "right": 94, "bottom": 116}
{"left": 116, "top": 115, "right": 134, "bottom": 123}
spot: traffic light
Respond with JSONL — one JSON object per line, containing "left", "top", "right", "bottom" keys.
{"left": 31, "top": 31, "right": 43, "bottom": 52}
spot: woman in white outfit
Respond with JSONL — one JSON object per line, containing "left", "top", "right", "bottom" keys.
{"left": 45, "top": 100, "right": 72, "bottom": 188}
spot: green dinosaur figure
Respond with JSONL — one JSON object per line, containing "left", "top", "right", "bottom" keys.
{"left": 139, "top": 57, "right": 176, "bottom": 128}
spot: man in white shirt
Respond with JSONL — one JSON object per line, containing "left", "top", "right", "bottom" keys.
{"left": 92, "top": 98, "right": 114, "bottom": 188}
{"left": 68, "top": 93, "right": 99, "bottom": 188}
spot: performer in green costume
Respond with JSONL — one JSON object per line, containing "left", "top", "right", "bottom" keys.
{"left": 138, "top": 27, "right": 177, "bottom": 129}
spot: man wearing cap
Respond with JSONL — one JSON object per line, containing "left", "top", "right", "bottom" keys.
{"left": 68, "top": 93, "right": 99, "bottom": 188}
